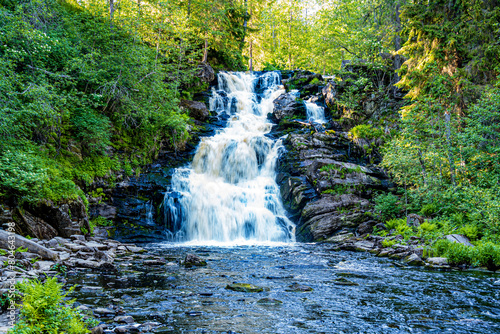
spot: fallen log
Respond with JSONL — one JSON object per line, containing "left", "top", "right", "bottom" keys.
{"left": 0, "top": 230, "right": 59, "bottom": 261}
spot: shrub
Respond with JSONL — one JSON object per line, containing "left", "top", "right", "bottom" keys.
{"left": 374, "top": 193, "right": 403, "bottom": 221}
{"left": 419, "top": 222, "right": 437, "bottom": 233}
{"left": 458, "top": 224, "right": 480, "bottom": 241}
{"left": 9, "top": 277, "right": 97, "bottom": 334}
{"left": 473, "top": 242, "right": 500, "bottom": 271}
{"left": 420, "top": 203, "right": 438, "bottom": 216}
{"left": 348, "top": 124, "right": 384, "bottom": 140}
{"left": 385, "top": 218, "right": 405, "bottom": 231}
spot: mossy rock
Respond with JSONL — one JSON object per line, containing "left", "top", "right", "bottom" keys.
{"left": 225, "top": 283, "right": 263, "bottom": 293}
{"left": 334, "top": 277, "right": 359, "bottom": 286}
{"left": 257, "top": 298, "right": 283, "bottom": 305}
{"left": 285, "top": 283, "right": 313, "bottom": 292}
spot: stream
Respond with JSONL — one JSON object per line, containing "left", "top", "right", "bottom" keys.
{"left": 67, "top": 242, "right": 500, "bottom": 333}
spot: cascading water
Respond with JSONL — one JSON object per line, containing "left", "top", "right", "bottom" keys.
{"left": 163, "top": 71, "right": 295, "bottom": 243}
{"left": 305, "top": 101, "right": 327, "bottom": 124}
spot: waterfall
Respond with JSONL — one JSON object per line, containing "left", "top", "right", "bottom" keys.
{"left": 163, "top": 72, "right": 295, "bottom": 243}
{"left": 305, "top": 101, "right": 327, "bottom": 124}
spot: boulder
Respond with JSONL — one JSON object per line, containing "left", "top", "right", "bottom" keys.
{"left": 445, "top": 234, "right": 474, "bottom": 247}
{"left": 180, "top": 100, "right": 210, "bottom": 121}
{"left": 33, "top": 261, "right": 55, "bottom": 271}
{"left": 271, "top": 93, "right": 307, "bottom": 121}
{"left": 404, "top": 254, "right": 424, "bottom": 266}
{"left": 196, "top": 62, "right": 215, "bottom": 83}
{"left": 226, "top": 283, "right": 263, "bottom": 293}
{"left": 426, "top": 257, "right": 449, "bottom": 266}
{"left": 114, "top": 316, "right": 134, "bottom": 324}
{"left": 285, "top": 283, "right": 313, "bottom": 292}
{"left": 183, "top": 253, "right": 207, "bottom": 268}
{"left": 11, "top": 208, "right": 58, "bottom": 240}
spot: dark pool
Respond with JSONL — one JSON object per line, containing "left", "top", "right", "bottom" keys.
{"left": 67, "top": 242, "right": 500, "bottom": 333}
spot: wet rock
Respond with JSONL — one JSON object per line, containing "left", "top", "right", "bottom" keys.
{"left": 183, "top": 253, "right": 207, "bottom": 268}
{"left": 181, "top": 100, "right": 209, "bottom": 121}
{"left": 271, "top": 93, "right": 307, "bottom": 121}
{"left": 286, "top": 283, "right": 313, "bottom": 292}
{"left": 257, "top": 298, "right": 283, "bottom": 305}
{"left": 0, "top": 231, "right": 58, "bottom": 261}
{"left": 71, "top": 235, "right": 86, "bottom": 241}
{"left": 325, "top": 232, "right": 354, "bottom": 243}
{"left": 138, "top": 322, "right": 160, "bottom": 332}
{"left": 144, "top": 259, "right": 166, "bottom": 266}
{"left": 33, "top": 261, "right": 54, "bottom": 271}
{"left": 124, "top": 246, "right": 146, "bottom": 254}
{"left": 334, "top": 277, "right": 359, "bottom": 286}
{"left": 226, "top": 283, "right": 263, "bottom": 293}
{"left": 73, "top": 259, "right": 101, "bottom": 269}
{"left": 113, "top": 326, "right": 128, "bottom": 333}
{"left": 114, "top": 316, "right": 134, "bottom": 324}
{"left": 353, "top": 240, "right": 375, "bottom": 252}
{"left": 404, "top": 254, "right": 424, "bottom": 266}
{"left": 91, "top": 326, "right": 104, "bottom": 334}
{"left": 94, "top": 307, "right": 116, "bottom": 316}
{"left": 493, "top": 280, "right": 500, "bottom": 286}
{"left": 427, "top": 257, "right": 448, "bottom": 266}
{"left": 445, "top": 234, "right": 474, "bottom": 247}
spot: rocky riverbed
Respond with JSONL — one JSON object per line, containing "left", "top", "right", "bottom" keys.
{"left": 64, "top": 243, "right": 500, "bottom": 333}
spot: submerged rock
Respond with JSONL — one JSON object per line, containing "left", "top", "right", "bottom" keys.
{"left": 286, "top": 283, "right": 313, "bottom": 292}
{"left": 334, "top": 277, "right": 359, "bottom": 286}
{"left": 257, "top": 298, "right": 283, "bottom": 305}
{"left": 226, "top": 283, "right": 263, "bottom": 293}
{"left": 183, "top": 253, "right": 207, "bottom": 268}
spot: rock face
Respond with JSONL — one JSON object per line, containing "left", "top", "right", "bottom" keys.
{"left": 196, "top": 62, "right": 215, "bottom": 84}
{"left": 276, "top": 131, "right": 391, "bottom": 241}
{"left": 11, "top": 198, "right": 91, "bottom": 239}
{"left": 180, "top": 100, "right": 210, "bottom": 121}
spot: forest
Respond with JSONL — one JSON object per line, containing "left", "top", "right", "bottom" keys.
{"left": 1, "top": 0, "right": 500, "bottom": 332}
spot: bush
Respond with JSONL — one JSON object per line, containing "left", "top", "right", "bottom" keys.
{"left": 473, "top": 242, "right": 500, "bottom": 271}
{"left": 9, "top": 277, "right": 97, "bottom": 334}
{"left": 420, "top": 203, "right": 438, "bottom": 216}
{"left": 348, "top": 124, "right": 384, "bottom": 140}
{"left": 374, "top": 193, "right": 403, "bottom": 221}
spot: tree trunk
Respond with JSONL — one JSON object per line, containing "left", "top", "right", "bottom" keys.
{"left": 288, "top": 1, "right": 292, "bottom": 70}
{"left": 240, "top": 0, "right": 248, "bottom": 52}
{"left": 109, "top": 0, "right": 115, "bottom": 27}
{"left": 188, "top": 0, "right": 191, "bottom": 17}
{"left": 202, "top": 37, "right": 209, "bottom": 62}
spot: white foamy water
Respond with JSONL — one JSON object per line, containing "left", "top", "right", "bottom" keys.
{"left": 163, "top": 72, "right": 295, "bottom": 243}
{"left": 305, "top": 101, "right": 327, "bottom": 123}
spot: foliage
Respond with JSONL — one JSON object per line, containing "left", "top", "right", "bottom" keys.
{"left": 0, "top": 0, "right": 250, "bottom": 206}
{"left": 348, "top": 124, "right": 384, "bottom": 141}
{"left": 8, "top": 277, "right": 97, "bottom": 334}
{"left": 374, "top": 193, "right": 403, "bottom": 221}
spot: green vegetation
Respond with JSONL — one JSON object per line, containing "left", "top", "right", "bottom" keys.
{"left": 9, "top": 277, "right": 98, "bottom": 334}
{"left": 0, "top": 0, "right": 249, "bottom": 207}
{"left": 348, "top": 124, "right": 384, "bottom": 141}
